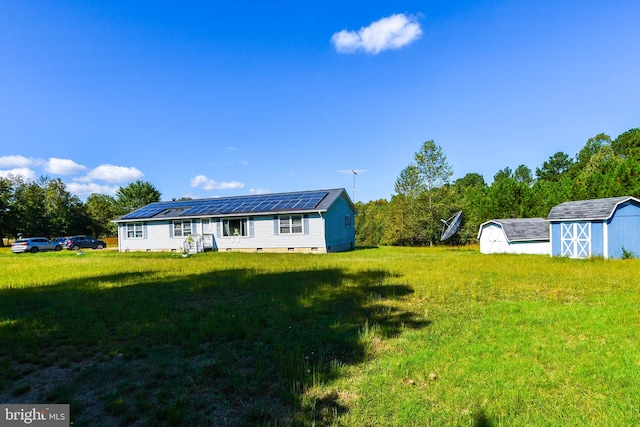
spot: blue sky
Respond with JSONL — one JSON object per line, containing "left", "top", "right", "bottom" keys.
{"left": 1, "top": 1, "right": 639, "bottom": 203}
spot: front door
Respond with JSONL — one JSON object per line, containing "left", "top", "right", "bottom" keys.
{"left": 561, "top": 222, "right": 590, "bottom": 258}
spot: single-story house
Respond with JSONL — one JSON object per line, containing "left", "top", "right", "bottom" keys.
{"left": 546, "top": 195, "right": 640, "bottom": 259}
{"left": 113, "top": 188, "right": 356, "bottom": 253}
{"left": 477, "top": 218, "right": 550, "bottom": 255}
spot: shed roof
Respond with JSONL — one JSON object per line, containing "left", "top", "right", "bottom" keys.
{"left": 478, "top": 218, "right": 549, "bottom": 242}
{"left": 546, "top": 196, "right": 640, "bottom": 221}
{"left": 114, "top": 188, "right": 353, "bottom": 222}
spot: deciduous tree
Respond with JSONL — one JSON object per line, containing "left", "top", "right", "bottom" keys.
{"left": 12, "top": 177, "right": 49, "bottom": 237}
{"left": 115, "top": 180, "right": 161, "bottom": 215}
{"left": 414, "top": 140, "right": 454, "bottom": 192}
{"left": 354, "top": 199, "right": 388, "bottom": 247}
{"left": 453, "top": 173, "right": 488, "bottom": 243}
{"left": 0, "top": 177, "right": 14, "bottom": 245}
{"left": 393, "top": 140, "right": 454, "bottom": 245}
{"left": 85, "top": 193, "right": 118, "bottom": 236}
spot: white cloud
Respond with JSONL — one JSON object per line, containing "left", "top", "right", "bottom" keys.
{"left": 0, "top": 167, "right": 37, "bottom": 181}
{"left": 79, "top": 164, "right": 144, "bottom": 183}
{"left": 331, "top": 31, "right": 362, "bottom": 53}
{"left": 46, "top": 158, "right": 87, "bottom": 175}
{"left": 191, "top": 174, "right": 244, "bottom": 191}
{"left": 66, "top": 182, "right": 118, "bottom": 196}
{"left": 0, "top": 156, "right": 147, "bottom": 197}
{"left": 331, "top": 13, "right": 422, "bottom": 54}
{"left": 0, "top": 155, "right": 33, "bottom": 168}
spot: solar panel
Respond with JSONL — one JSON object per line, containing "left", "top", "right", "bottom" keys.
{"left": 179, "top": 191, "right": 329, "bottom": 216}
{"left": 120, "top": 191, "right": 330, "bottom": 219}
{"left": 120, "top": 206, "right": 165, "bottom": 219}
{"left": 120, "top": 200, "right": 194, "bottom": 219}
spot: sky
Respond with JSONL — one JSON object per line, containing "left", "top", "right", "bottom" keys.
{"left": 1, "top": 0, "right": 639, "bottom": 203}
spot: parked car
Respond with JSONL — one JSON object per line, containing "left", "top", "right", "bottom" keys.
{"left": 11, "top": 237, "right": 63, "bottom": 253}
{"left": 63, "top": 235, "right": 107, "bottom": 250}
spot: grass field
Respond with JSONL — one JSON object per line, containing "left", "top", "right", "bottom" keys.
{"left": 0, "top": 246, "right": 638, "bottom": 426}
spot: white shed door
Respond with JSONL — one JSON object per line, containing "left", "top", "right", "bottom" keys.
{"left": 481, "top": 224, "right": 507, "bottom": 254}
{"left": 561, "top": 222, "right": 590, "bottom": 258}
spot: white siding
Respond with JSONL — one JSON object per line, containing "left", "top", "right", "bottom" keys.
{"left": 503, "top": 240, "right": 550, "bottom": 255}
{"left": 479, "top": 223, "right": 550, "bottom": 255}
{"left": 118, "top": 215, "right": 328, "bottom": 252}
{"left": 215, "top": 215, "right": 326, "bottom": 251}
{"left": 119, "top": 221, "right": 186, "bottom": 252}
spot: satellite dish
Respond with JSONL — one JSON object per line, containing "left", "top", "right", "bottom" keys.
{"left": 440, "top": 211, "right": 462, "bottom": 241}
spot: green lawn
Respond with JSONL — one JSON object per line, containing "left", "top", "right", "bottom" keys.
{"left": 0, "top": 247, "right": 638, "bottom": 426}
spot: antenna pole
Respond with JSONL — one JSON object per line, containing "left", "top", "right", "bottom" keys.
{"left": 352, "top": 170, "right": 357, "bottom": 201}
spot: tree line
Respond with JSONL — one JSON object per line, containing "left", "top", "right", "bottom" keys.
{"left": 0, "top": 178, "right": 161, "bottom": 245}
{"left": 355, "top": 127, "right": 640, "bottom": 247}
{"left": 2, "top": 127, "right": 637, "bottom": 247}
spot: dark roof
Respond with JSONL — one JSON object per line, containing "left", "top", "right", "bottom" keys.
{"left": 546, "top": 196, "right": 640, "bottom": 221}
{"left": 115, "top": 188, "right": 352, "bottom": 222}
{"left": 478, "top": 218, "right": 549, "bottom": 242}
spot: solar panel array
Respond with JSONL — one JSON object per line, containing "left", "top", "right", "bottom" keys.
{"left": 120, "top": 191, "right": 329, "bottom": 220}
{"left": 120, "top": 200, "right": 195, "bottom": 220}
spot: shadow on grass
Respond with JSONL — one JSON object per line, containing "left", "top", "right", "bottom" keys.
{"left": 474, "top": 409, "right": 494, "bottom": 427}
{"left": 0, "top": 267, "right": 429, "bottom": 426}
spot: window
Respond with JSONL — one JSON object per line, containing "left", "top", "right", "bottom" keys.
{"left": 223, "top": 218, "right": 247, "bottom": 236}
{"left": 280, "top": 215, "right": 303, "bottom": 234}
{"left": 345, "top": 215, "right": 352, "bottom": 228}
{"left": 126, "top": 222, "right": 144, "bottom": 239}
{"left": 173, "top": 220, "right": 192, "bottom": 237}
